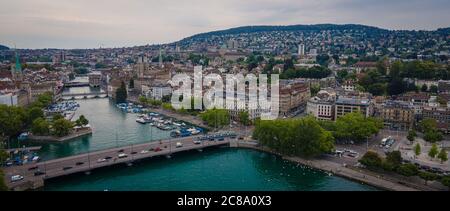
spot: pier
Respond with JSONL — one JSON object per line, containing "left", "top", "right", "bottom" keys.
{"left": 2, "top": 136, "right": 232, "bottom": 190}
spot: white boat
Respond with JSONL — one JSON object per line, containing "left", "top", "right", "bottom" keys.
{"left": 136, "top": 118, "right": 147, "bottom": 124}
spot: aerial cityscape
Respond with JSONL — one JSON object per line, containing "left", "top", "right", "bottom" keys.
{"left": 1, "top": 0, "right": 450, "bottom": 197}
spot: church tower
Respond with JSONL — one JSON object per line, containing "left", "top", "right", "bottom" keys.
{"left": 11, "top": 50, "right": 23, "bottom": 81}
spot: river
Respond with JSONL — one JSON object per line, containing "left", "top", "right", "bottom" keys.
{"left": 15, "top": 79, "right": 377, "bottom": 191}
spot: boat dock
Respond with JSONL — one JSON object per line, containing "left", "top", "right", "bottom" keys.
{"left": 6, "top": 146, "right": 42, "bottom": 153}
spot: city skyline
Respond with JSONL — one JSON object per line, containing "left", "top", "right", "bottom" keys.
{"left": 1, "top": 0, "right": 450, "bottom": 49}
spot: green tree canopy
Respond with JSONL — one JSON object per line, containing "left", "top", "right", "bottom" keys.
{"left": 51, "top": 119, "right": 74, "bottom": 137}
{"left": 238, "top": 111, "right": 251, "bottom": 126}
{"left": 414, "top": 143, "right": 421, "bottom": 157}
{"left": 0, "top": 105, "right": 27, "bottom": 138}
{"left": 438, "top": 149, "right": 448, "bottom": 163}
{"left": 359, "top": 151, "right": 383, "bottom": 169}
{"left": 200, "top": 109, "right": 230, "bottom": 128}
{"left": 75, "top": 115, "right": 89, "bottom": 127}
{"left": 385, "top": 151, "right": 403, "bottom": 168}
{"left": 253, "top": 116, "right": 335, "bottom": 158}
{"left": 333, "top": 113, "right": 382, "bottom": 143}
{"left": 396, "top": 163, "right": 418, "bottom": 177}
{"left": 428, "top": 144, "right": 439, "bottom": 159}
{"left": 31, "top": 118, "right": 50, "bottom": 136}
{"left": 0, "top": 169, "right": 7, "bottom": 191}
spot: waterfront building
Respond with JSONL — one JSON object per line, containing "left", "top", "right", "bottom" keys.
{"left": 279, "top": 80, "right": 310, "bottom": 117}
{"left": 378, "top": 100, "right": 415, "bottom": 130}
{"left": 149, "top": 84, "right": 172, "bottom": 100}
{"left": 335, "top": 96, "right": 372, "bottom": 119}
{"left": 422, "top": 107, "right": 450, "bottom": 133}
{"left": 88, "top": 72, "right": 102, "bottom": 87}
{"left": 307, "top": 90, "right": 336, "bottom": 121}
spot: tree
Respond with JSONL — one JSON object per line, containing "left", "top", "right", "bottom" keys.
{"left": 115, "top": 81, "right": 128, "bottom": 103}
{"left": 334, "top": 113, "right": 382, "bottom": 143}
{"left": 385, "top": 151, "right": 402, "bottom": 168}
{"left": 428, "top": 144, "right": 439, "bottom": 159}
{"left": 139, "top": 96, "right": 148, "bottom": 105}
{"left": 359, "top": 151, "right": 383, "bottom": 169}
{"left": 407, "top": 130, "right": 417, "bottom": 142}
{"left": 420, "top": 118, "right": 438, "bottom": 133}
{"left": 253, "top": 116, "right": 334, "bottom": 158}
{"left": 438, "top": 149, "right": 448, "bottom": 163}
{"left": 414, "top": 143, "right": 421, "bottom": 158}
{"left": 316, "top": 54, "right": 330, "bottom": 66}
{"left": 31, "top": 118, "right": 50, "bottom": 136}
{"left": 283, "top": 58, "right": 294, "bottom": 71}
{"left": 424, "top": 130, "right": 443, "bottom": 143}
{"left": 430, "top": 85, "right": 438, "bottom": 94}
{"left": 367, "top": 83, "right": 386, "bottom": 96}
{"left": 52, "top": 113, "right": 64, "bottom": 121}
{"left": 75, "top": 115, "right": 89, "bottom": 127}
{"left": 442, "top": 176, "right": 450, "bottom": 189}
{"left": 200, "top": 109, "right": 230, "bottom": 128}
{"left": 396, "top": 164, "right": 418, "bottom": 177}
{"left": 310, "top": 85, "right": 321, "bottom": 96}
{"left": 238, "top": 111, "right": 250, "bottom": 126}
{"left": 27, "top": 107, "right": 44, "bottom": 124}
{"left": 51, "top": 119, "right": 74, "bottom": 137}
{"left": 0, "top": 169, "right": 7, "bottom": 191}
{"left": 0, "top": 105, "right": 27, "bottom": 138}
{"left": 421, "top": 84, "right": 428, "bottom": 92}
{"left": 418, "top": 171, "right": 438, "bottom": 185}
{"left": 0, "top": 147, "right": 9, "bottom": 165}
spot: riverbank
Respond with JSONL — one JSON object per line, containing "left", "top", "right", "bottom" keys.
{"left": 233, "top": 141, "right": 421, "bottom": 191}
{"left": 28, "top": 128, "right": 93, "bottom": 143}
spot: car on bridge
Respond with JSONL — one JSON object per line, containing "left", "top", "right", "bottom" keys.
{"left": 63, "top": 166, "right": 73, "bottom": 171}
{"left": 97, "top": 158, "right": 107, "bottom": 163}
{"left": 118, "top": 153, "right": 128, "bottom": 159}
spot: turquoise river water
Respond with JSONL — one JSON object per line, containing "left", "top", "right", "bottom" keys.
{"left": 13, "top": 83, "right": 378, "bottom": 191}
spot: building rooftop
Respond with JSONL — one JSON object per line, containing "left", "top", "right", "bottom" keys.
{"left": 336, "top": 97, "right": 370, "bottom": 106}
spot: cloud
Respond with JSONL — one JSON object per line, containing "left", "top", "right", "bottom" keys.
{"left": 0, "top": 0, "right": 449, "bottom": 49}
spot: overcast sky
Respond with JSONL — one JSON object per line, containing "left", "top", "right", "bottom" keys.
{"left": 1, "top": 0, "right": 450, "bottom": 49}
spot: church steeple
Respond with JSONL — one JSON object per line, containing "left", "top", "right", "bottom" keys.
{"left": 15, "top": 50, "right": 22, "bottom": 73}
{"left": 11, "top": 49, "right": 23, "bottom": 81}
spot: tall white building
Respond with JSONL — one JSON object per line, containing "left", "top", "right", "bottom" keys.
{"left": 298, "top": 44, "right": 305, "bottom": 56}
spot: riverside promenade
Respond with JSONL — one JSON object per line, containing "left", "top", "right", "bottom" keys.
{"left": 233, "top": 142, "right": 422, "bottom": 191}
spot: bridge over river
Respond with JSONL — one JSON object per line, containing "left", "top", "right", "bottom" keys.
{"left": 2, "top": 136, "right": 235, "bottom": 190}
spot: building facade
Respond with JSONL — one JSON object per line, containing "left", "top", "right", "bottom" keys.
{"left": 379, "top": 101, "right": 415, "bottom": 130}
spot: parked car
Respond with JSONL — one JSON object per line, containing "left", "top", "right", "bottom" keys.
{"left": 11, "top": 175, "right": 24, "bottom": 182}
{"left": 176, "top": 142, "right": 183, "bottom": 148}
{"left": 28, "top": 166, "right": 38, "bottom": 171}
{"left": 34, "top": 171, "right": 45, "bottom": 176}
